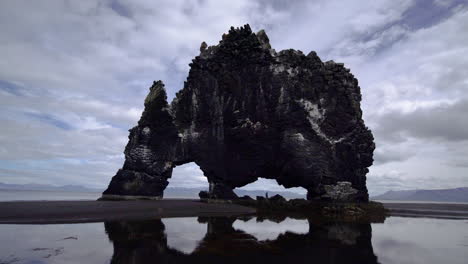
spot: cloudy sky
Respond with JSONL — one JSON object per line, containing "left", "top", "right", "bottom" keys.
{"left": 0, "top": 0, "right": 467, "bottom": 196}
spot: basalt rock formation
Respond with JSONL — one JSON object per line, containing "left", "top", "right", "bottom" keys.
{"left": 102, "top": 24, "right": 375, "bottom": 202}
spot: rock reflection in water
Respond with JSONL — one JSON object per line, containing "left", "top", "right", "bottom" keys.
{"left": 104, "top": 216, "right": 379, "bottom": 264}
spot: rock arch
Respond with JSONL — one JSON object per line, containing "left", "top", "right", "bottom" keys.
{"left": 235, "top": 178, "right": 307, "bottom": 198}
{"left": 102, "top": 25, "right": 374, "bottom": 202}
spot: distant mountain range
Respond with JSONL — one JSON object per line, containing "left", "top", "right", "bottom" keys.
{"left": 0, "top": 182, "right": 305, "bottom": 199}
{"left": 372, "top": 187, "right": 468, "bottom": 202}
{"left": 4, "top": 183, "right": 466, "bottom": 202}
{"left": 0, "top": 182, "right": 102, "bottom": 192}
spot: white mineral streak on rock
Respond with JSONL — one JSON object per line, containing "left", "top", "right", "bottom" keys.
{"left": 241, "top": 118, "right": 254, "bottom": 128}
{"left": 210, "top": 87, "right": 224, "bottom": 141}
{"left": 286, "top": 67, "right": 299, "bottom": 76}
{"left": 323, "top": 181, "right": 358, "bottom": 201}
{"left": 191, "top": 91, "right": 198, "bottom": 131}
{"left": 131, "top": 145, "right": 153, "bottom": 165}
{"left": 141, "top": 146, "right": 152, "bottom": 159}
{"left": 270, "top": 64, "right": 298, "bottom": 77}
{"left": 297, "top": 99, "right": 345, "bottom": 144}
{"left": 253, "top": 121, "right": 262, "bottom": 131}
{"left": 269, "top": 49, "right": 277, "bottom": 56}
{"left": 163, "top": 162, "right": 172, "bottom": 170}
{"left": 178, "top": 129, "right": 200, "bottom": 141}
{"left": 293, "top": 133, "right": 305, "bottom": 142}
{"left": 142, "top": 127, "right": 151, "bottom": 135}
{"left": 271, "top": 64, "right": 285, "bottom": 74}
{"left": 235, "top": 118, "right": 266, "bottom": 131}
{"left": 278, "top": 86, "right": 285, "bottom": 104}
{"left": 178, "top": 90, "right": 201, "bottom": 142}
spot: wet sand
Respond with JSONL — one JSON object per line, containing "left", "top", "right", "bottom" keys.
{"left": 0, "top": 200, "right": 467, "bottom": 224}
{"left": 0, "top": 199, "right": 255, "bottom": 224}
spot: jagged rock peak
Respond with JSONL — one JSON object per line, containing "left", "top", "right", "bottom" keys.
{"left": 198, "top": 24, "right": 274, "bottom": 60}
{"left": 199, "top": 41, "right": 208, "bottom": 53}
{"left": 256, "top": 29, "right": 271, "bottom": 49}
{"left": 139, "top": 80, "right": 173, "bottom": 129}
{"left": 223, "top": 24, "right": 253, "bottom": 40}
{"left": 145, "top": 80, "right": 166, "bottom": 105}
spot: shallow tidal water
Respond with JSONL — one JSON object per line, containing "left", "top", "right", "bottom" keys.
{"left": 0, "top": 216, "right": 466, "bottom": 264}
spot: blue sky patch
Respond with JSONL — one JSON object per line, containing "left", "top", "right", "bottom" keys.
{"left": 0, "top": 80, "right": 23, "bottom": 96}
{"left": 24, "top": 112, "right": 73, "bottom": 130}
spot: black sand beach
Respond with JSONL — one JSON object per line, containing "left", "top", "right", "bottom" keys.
{"left": 0, "top": 199, "right": 467, "bottom": 224}
{"left": 0, "top": 199, "right": 255, "bottom": 224}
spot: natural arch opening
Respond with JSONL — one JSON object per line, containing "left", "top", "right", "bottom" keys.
{"left": 233, "top": 217, "right": 308, "bottom": 240}
{"left": 235, "top": 178, "right": 307, "bottom": 200}
{"left": 163, "top": 217, "right": 206, "bottom": 254}
{"left": 165, "top": 162, "right": 208, "bottom": 198}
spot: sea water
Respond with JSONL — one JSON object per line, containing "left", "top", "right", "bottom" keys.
{"left": 0, "top": 216, "right": 466, "bottom": 264}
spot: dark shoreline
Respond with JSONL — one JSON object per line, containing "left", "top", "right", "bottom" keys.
{"left": 0, "top": 199, "right": 255, "bottom": 224}
{"left": 0, "top": 199, "right": 467, "bottom": 224}
{"left": 381, "top": 202, "right": 468, "bottom": 219}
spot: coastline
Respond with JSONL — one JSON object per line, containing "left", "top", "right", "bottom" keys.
{"left": 0, "top": 199, "right": 255, "bottom": 224}
{"left": 0, "top": 199, "right": 467, "bottom": 224}
{"left": 380, "top": 202, "right": 468, "bottom": 219}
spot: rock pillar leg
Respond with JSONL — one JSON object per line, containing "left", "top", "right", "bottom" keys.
{"left": 105, "top": 220, "right": 169, "bottom": 263}
{"left": 208, "top": 182, "right": 238, "bottom": 199}
{"left": 102, "top": 169, "right": 170, "bottom": 200}
{"left": 100, "top": 81, "right": 179, "bottom": 200}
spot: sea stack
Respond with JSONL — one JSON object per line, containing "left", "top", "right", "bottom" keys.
{"left": 102, "top": 24, "right": 375, "bottom": 202}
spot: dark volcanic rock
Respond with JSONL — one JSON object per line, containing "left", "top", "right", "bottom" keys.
{"left": 268, "top": 194, "right": 287, "bottom": 202}
{"left": 102, "top": 24, "right": 375, "bottom": 202}
{"left": 238, "top": 195, "right": 255, "bottom": 201}
{"left": 199, "top": 191, "right": 209, "bottom": 199}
